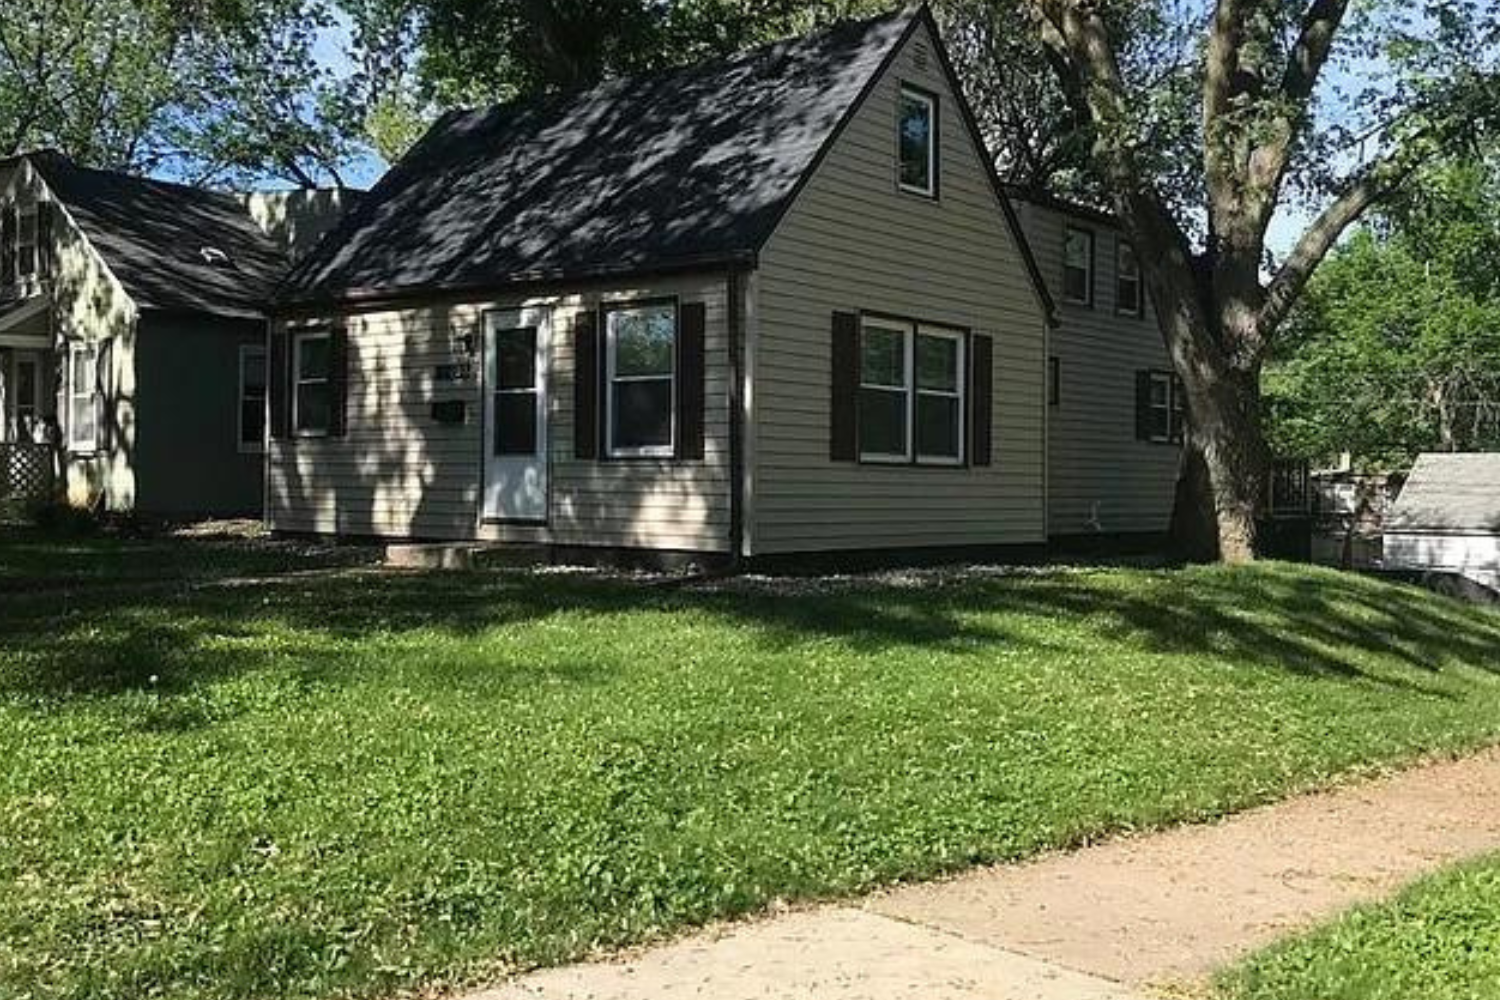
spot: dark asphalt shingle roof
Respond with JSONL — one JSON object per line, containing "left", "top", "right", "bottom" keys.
{"left": 1388, "top": 453, "right": 1500, "bottom": 533}
{"left": 281, "top": 8, "right": 922, "bottom": 303}
{"left": 26, "top": 151, "right": 287, "bottom": 318}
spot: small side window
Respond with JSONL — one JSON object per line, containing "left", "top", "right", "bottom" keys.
{"left": 897, "top": 85, "right": 937, "bottom": 198}
{"left": 1063, "top": 226, "right": 1094, "bottom": 305}
{"left": 239, "top": 345, "right": 268, "bottom": 452}
{"left": 1116, "top": 239, "right": 1144, "bottom": 316}
{"left": 1049, "top": 357, "right": 1061, "bottom": 407}
{"left": 67, "top": 343, "right": 99, "bottom": 452}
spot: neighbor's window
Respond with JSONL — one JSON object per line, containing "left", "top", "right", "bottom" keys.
{"left": 859, "top": 316, "right": 965, "bottom": 464}
{"left": 1063, "top": 226, "right": 1094, "bottom": 305}
{"left": 1148, "top": 370, "right": 1173, "bottom": 442}
{"left": 293, "top": 330, "right": 332, "bottom": 436}
{"left": 606, "top": 301, "right": 676, "bottom": 457}
{"left": 16, "top": 201, "right": 38, "bottom": 278}
{"left": 239, "top": 344, "right": 268, "bottom": 452}
{"left": 1116, "top": 239, "right": 1143, "bottom": 316}
{"left": 897, "top": 85, "right": 937, "bottom": 197}
{"left": 67, "top": 342, "right": 99, "bottom": 452}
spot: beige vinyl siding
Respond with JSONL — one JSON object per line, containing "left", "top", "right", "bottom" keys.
{"left": 1013, "top": 198, "right": 1180, "bottom": 538}
{"left": 750, "top": 20, "right": 1047, "bottom": 555}
{"left": 268, "top": 273, "right": 731, "bottom": 551}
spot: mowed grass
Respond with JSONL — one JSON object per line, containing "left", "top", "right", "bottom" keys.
{"left": 1221, "top": 854, "right": 1500, "bottom": 1000}
{"left": 3, "top": 553, "right": 1500, "bottom": 1000}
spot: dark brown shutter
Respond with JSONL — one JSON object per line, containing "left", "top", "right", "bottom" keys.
{"left": 329, "top": 319, "right": 349, "bottom": 437}
{"left": 1171, "top": 376, "right": 1188, "bottom": 444}
{"left": 970, "top": 333, "right": 993, "bottom": 466}
{"left": 269, "top": 328, "right": 290, "bottom": 440}
{"left": 36, "top": 202, "right": 53, "bottom": 278}
{"left": 830, "top": 311, "right": 859, "bottom": 461}
{"left": 574, "top": 309, "right": 599, "bottom": 459}
{"left": 1, "top": 203, "right": 15, "bottom": 285}
{"left": 1135, "top": 370, "right": 1153, "bottom": 441}
{"left": 676, "top": 301, "right": 706, "bottom": 460}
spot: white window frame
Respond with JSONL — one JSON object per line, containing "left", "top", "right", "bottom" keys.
{"left": 1063, "top": 225, "right": 1095, "bottom": 306}
{"left": 292, "top": 330, "right": 332, "bottom": 438}
{"left": 897, "top": 85, "right": 937, "bottom": 198}
{"left": 66, "top": 342, "right": 99, "bottom": 453}
{"left": 15, "top": 200, "right": 38, "bottom": 279}
{"left": 914, "top": 325, "right": 966, "bottom": 466}
{"left": 605, "top": 300, "right": 677, "bottom": 459}
{"left": 858, "top": 317, "right": 915, "bottom": 463}
{"left": 1116, "top": 238, "right": 1144, "bottom": 316}
{"left": 858, "top": 317, "right": 966, "bottom": 465}
{"left": 238, "top": 343, "right": 268, "bottom": 454}
{"left": 1148, "top": 370, "right": 1174, "bottom": 443}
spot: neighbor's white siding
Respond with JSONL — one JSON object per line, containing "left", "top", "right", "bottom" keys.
{"left": 1011, "top": 198, "right": 1180, "bottom": 539}
{"left": 268, "top": 272, "right": 732, "bottom": 552}
{"left": 1385, "top": 531, "right": 1500, "bottom": 589}
{"left": 750, "top": 19, "right": 1048, "bottom": 555}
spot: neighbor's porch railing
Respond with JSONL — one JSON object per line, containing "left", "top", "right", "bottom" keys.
{"left": 0, "top": 442, "right": 57, "bottom": 504}
{"left": 1265, "top": 459, "right": 1312, "bottom": 519}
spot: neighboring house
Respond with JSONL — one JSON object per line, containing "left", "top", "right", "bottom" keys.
{"left": 269, "top": 6, "right": 1061, "bottom": 565}
{"left": 1385, "top": 453, "right": 1500, "bottom": 591}
{"left": 0, "top": 151, "right": 353, "bottom": 516}
{"left": 1008, "top": 189, "right": 1182, "bottom": 547}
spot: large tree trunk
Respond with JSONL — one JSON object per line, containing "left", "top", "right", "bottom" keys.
{"left": 1174, "top": 369, "right": 1269, "bottom": 564}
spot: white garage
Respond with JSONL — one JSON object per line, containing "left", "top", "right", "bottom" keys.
{"left": 1384, "top": 453, "right": 1500, "bottom": 593}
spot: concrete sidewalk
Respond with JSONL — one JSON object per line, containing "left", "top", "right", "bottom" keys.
{"left": 477, "top": 748, "right": 1500, "bottom": 1000}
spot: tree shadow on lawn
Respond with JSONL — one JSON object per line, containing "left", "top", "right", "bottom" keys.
{"left": 2, "top": 563, "right": 1496, "bottom": 712}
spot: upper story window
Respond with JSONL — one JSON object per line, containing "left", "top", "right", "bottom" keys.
{"left": 858, "top": 316, "right": 965, "bottom": 464}
{"left": 606, "top": 300, "right": 676, "bottom": 458}
{"left": 1063, "top": 226, "right": 1094, "bottom": 305}
{"left": 239, "top": 344, "right": 268, "bottom": 453}
{"left": 897, "top": 85, "right": 937, "bottom": 198}
{"left": 2, "top": 197, "right": 46, "bottom": 286}
{"left": 1116, "top": 239, "right": 1144, "bottom": 316}
{"left": 293, "top": 330, "right": 332, "bottom": 436}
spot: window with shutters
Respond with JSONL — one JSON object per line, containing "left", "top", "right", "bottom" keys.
{"left": 858, "top": 316, "right": 964, "bottom": 464}
{"left": 605, "top": 300, "right": 676, "bottom": 458}
{"left": 239, "top": 344, "right": 268, "bottom": 452}
{"left": 1147, "top": 371, "right": 1172, "bottom": 442}
{"left": 1063, "top": 226, "right": 1094, "bottom": 305}
{"left": 1116, "top": 239, "right": 1144, "bottom": 316}
{"left": 897, "top": 85, "right": 937, "bottom": 198}
{"left": 67, "top": 342, "right": 99, "bottom": 452}
{"left": 293, "top": 330, "right": 332, "bottom": 436}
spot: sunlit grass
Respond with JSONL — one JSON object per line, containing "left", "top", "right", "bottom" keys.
{"left": 2, "top": 550, "right": 1499, "bottom": 999}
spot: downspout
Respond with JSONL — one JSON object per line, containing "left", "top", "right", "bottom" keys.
{"left": 726, "top": 266, "right": 745, "bottom": 572}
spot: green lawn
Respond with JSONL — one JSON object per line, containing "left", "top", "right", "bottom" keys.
{"left": 2, "top": 549, "right": 1500, "bottom": 1000}
{"left": 1221, "top": 854, "right": 1500, "bottom": 1000}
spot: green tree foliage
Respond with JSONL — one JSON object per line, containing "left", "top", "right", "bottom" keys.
{"left": 1, "top": 0, "right": 362, "bottom": 185}
{"left": 1267, "top": 160, "right": 1500, "bottom": 469}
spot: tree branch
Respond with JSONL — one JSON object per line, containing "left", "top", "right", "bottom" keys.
{"left": 1260, "top": 154, "right": 1420, "bottom": 334}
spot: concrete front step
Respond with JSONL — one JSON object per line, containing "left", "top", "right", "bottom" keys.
{"left": 384, "top": 542, "right": 550, "bottom": 570}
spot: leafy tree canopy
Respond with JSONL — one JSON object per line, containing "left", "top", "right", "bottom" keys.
{"left": 1267, "top": 158, "right": 1500, "bottom": 470}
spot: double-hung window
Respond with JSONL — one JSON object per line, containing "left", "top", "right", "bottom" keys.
{"left": 293, "top": 330, "right": 332, "bottom": 436}
{"left": 16, "top": 201, "right": 37, "bottom": 279}
{"left": 239, "top": 345, "right": 268, "bottom": 452}
{"left": 1147, "top": 371, "right": 1173, "bottom": 442}
{"left": 897, "top": 85, "right": 937, "bottom": 197}
{"left": 1116, "top": 239, "right": 1144, "bottom": 316}
{"left": 858, "top": 317, "right": 965, "bottom": 464}
{"left": 1063, "top": 226, "right": 1094, "bottom": 305}
{"left": 606, "top": 301, "right": 676, "bottom": 457}
{"left": 67, "top": 343, "right": 99, "bottom": 452}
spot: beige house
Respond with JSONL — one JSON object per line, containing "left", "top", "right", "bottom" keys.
{"left": 0, "top": 152, "right": 353, "bottom": 516}
{"left": 269, "top": 6, "right": 1178, "bottom": 565}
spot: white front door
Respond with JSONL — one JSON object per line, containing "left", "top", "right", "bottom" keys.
{"left": 482, "top": 307, "right": 549, "bottom": 522}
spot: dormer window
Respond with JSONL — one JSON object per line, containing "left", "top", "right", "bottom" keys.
{"left": 898, "top": 84, "right": 938, "bottom": 198}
